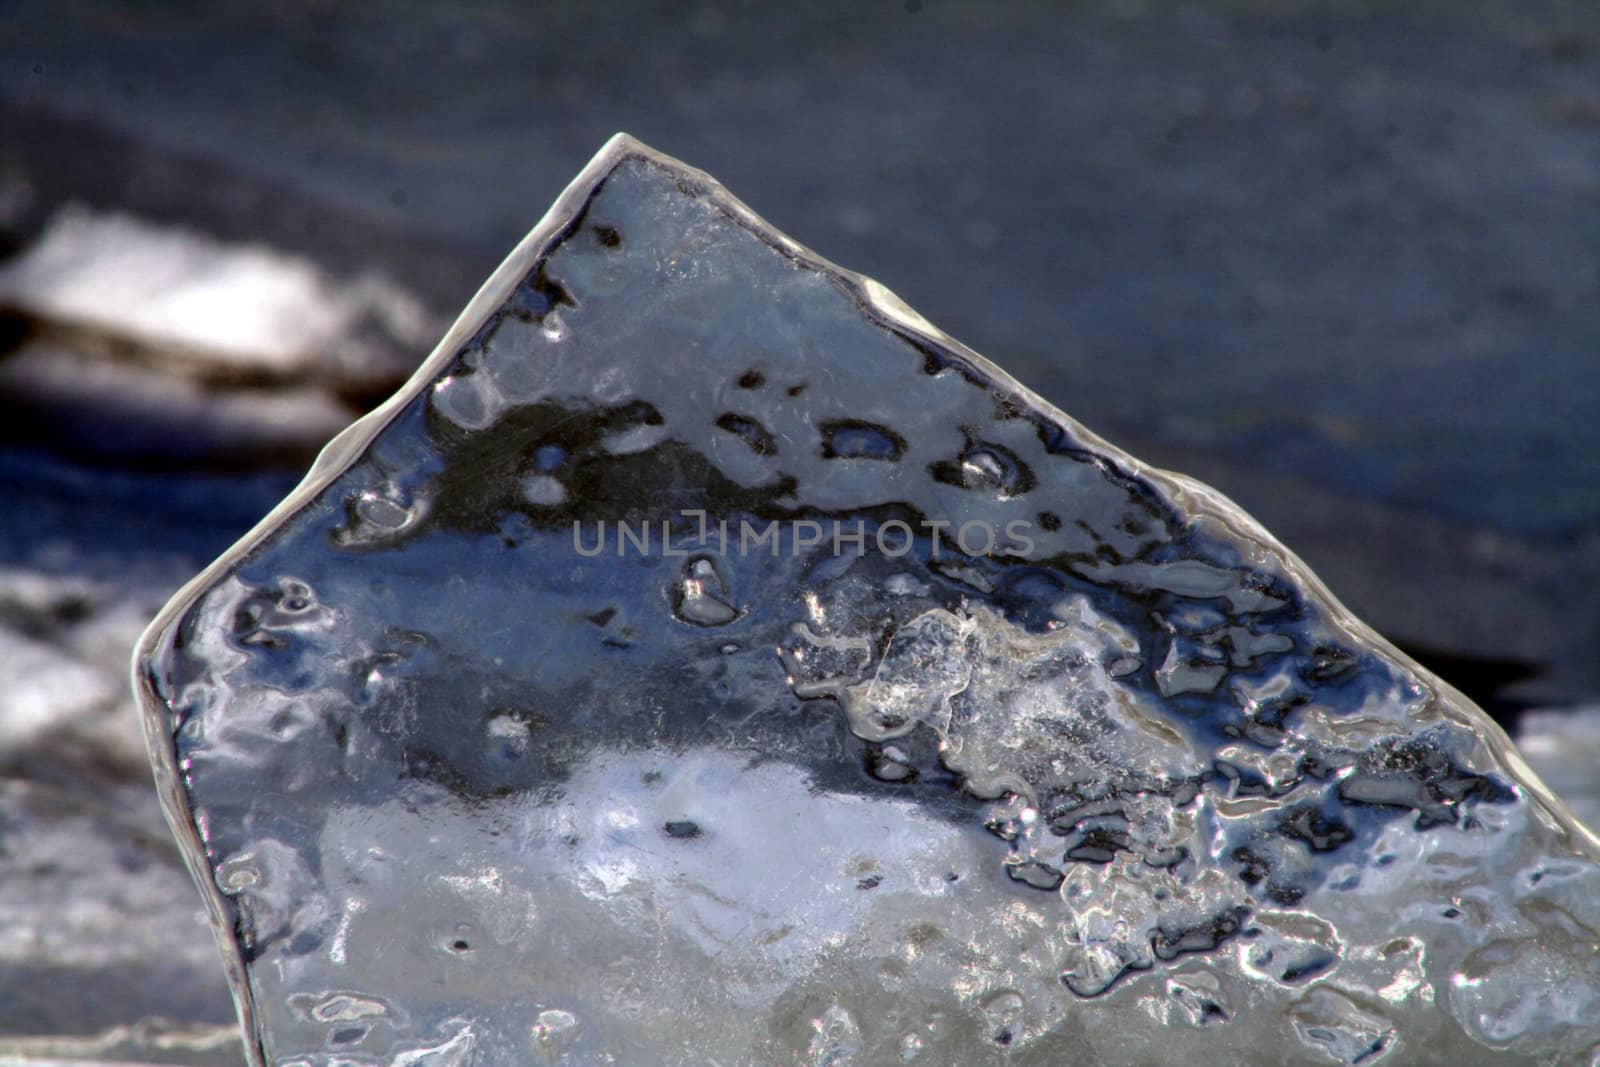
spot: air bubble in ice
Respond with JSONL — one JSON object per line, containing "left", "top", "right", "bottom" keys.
{"left": 807, "top": 1005, "right": 861, "bottom": 1067}
{"left": 531, "top": 1009, "right": 579, "bottom": 1056}
{"left": 521, "top": 474, "right": 567, "bottom": 507}
{"left": 673, "top": 556, "right": 739, "bottom": 626}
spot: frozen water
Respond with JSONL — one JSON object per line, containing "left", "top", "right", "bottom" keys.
{"left": 0, "top": 205, "right": 435, "bottom": 388}
{"left": 135, "top": 136, "right": 1600, "bottom": 1065}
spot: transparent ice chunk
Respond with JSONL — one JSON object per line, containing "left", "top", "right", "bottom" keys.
{"left": 135, "top": 135, "right": 1600, "bottom": 1066}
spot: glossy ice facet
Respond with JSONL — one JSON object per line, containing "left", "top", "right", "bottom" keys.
{"left": 135, "top": 136, "right": 1600, "bottom": 1066}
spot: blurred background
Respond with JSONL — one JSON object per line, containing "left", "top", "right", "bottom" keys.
{"left": 0, "top": 1, "right": 1596, "bottom": 1062}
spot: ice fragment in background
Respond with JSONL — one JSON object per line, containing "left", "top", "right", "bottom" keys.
{"left": 135, "top": 135, "right": 1600, "bottom": 1065}
{"left": 0, "top": 205, "right": 435, "bottom": 388}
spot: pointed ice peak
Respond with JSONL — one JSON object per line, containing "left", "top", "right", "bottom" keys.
{"left": 136, "top": 137, "right": 1600, "bottom": 1066}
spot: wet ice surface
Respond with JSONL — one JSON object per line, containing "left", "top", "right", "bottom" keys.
{"left": 136, "top": 137, "right": 1600, "bottom": 1066}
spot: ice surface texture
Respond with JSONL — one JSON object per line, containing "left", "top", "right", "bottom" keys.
{"left": 135, "top": 135, "right": 1600, "bottom": 1066}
